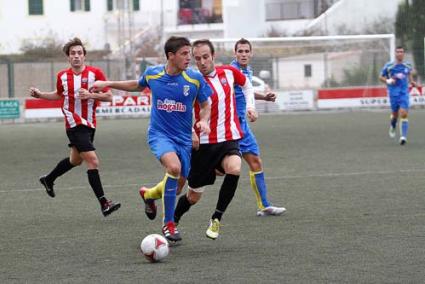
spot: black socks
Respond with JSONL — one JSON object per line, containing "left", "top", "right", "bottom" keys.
{"left": 212, "top": 174, "right": 239, "bottom": 221}
{"left": 174, "top": 194, "right": 193, "bottom": 224}
{"left": 46, "top": 157, "right": 75, "bottom": 184}
{"left": 87, "top": 169, "right": 106, "bottom": 204}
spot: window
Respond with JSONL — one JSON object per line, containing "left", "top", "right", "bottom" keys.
{"left": 178, "top": 0, "right": 222, "bottom": 25}
{"left": 133, "top": 0, "right": 140, "bottom": 11}
{"left": 28, "top": 0, "right": 43, "bottom": 15}
{"left": 107, "top": 0, "right": 113, "bottom": 11}
{"left": 70, "top": 0, "right": 90, "bottom": 12}
{"left": 304, "top": 64, "right": 312, "bottom": 78}
{"left": 265, "top": 0, "right": 315, "bottom": 21}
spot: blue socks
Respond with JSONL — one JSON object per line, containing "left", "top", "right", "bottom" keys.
{"left": 162, "top": 174, "right": 178, "bottom": 224}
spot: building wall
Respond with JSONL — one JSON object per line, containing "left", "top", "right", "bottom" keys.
{"left": 0, "top": 0, "right": 162, "bottom": 54}
{"left": 0, "top": 0, "right": 406, "bottom": 55}
{"left": 307, "top": 0, "right": 403, "bottom": 34}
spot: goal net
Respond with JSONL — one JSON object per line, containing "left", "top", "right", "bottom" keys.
{"left": 211, "top": 34, "right": 395, "bottom": 91}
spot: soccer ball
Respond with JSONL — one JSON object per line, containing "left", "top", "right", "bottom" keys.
{"left": 140, "top": 234, "right": 169, "bottom": 262}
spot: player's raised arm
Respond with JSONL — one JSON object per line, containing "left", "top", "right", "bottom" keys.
{"left": 28, "top": 87, "right": 62, "bottom": 100}
{"left": 92, "top": 80, "right": 143, "bottom": 92}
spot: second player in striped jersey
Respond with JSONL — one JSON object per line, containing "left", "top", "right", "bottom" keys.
{"left": 29, "top": 37, "right": 121, "bottom": 217}
{"left": 174, "top": 39, "right": 257, "bottom": 239}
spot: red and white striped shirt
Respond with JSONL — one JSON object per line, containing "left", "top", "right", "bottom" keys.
{"left": 56, "top": 66, "right": 108, "bottom": 129}
{"left": 194, "top": 65, "right": 255, "bottom": 144}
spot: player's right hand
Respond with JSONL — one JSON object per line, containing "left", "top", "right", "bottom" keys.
{"left": 264, "top": 92, "right": 276, "bottom": 102}
{"left": 196, "top": 120, "right": 210, "bottom": 135}
{"left": 29, "top": 87, "right": 41, "bottom": 98}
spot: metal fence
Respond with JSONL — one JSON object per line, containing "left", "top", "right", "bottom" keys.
{"left": 0, "top": 59, "right": 126, "bottom": 98}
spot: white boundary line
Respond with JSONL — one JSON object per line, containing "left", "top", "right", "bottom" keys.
{"left": 2, "top": 168, "right": 425, "bottom": 194}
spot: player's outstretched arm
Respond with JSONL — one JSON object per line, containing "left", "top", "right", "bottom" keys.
{"left": 254, "top": 91, "right": 276, "bottom": 102}
{"left": 92, "top": 80, "right": 142, "bottom": 92}
{"left": 79, "top": 88, "right": 113, "bottom": 102}
{"left": 28, "top": 87, "right": 61, "bottom": 100}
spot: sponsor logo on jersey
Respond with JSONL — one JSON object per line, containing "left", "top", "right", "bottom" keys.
{"left": 157, "top": 99, "right": 187, "bottom": 113}
{"left": 220, "top": 78, "right": 227, "bottom": 85}
{"left": 82, "top": 78, "right": 88, "bottom": 83}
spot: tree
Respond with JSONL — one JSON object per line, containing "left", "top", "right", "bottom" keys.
{"left": 395, "top": 0, "right": 425, "bottom": 80}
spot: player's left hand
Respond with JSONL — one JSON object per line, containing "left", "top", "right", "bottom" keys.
{"left": 78, "top": 88, "right": 92, "bottom": 100}
{"left": 196, "top": 120, "right": 210, "bottom": 135}
{"left": 247, "top": 108, "right": 258, "bottom": 122}
{"left": 192, "top": 131, "right": 200, "bottom": 150}
{"left": 264, "top": 92, "right": 276, "bottom": 102}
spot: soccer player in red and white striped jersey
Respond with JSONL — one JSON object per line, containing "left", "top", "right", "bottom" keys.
{"left": 174, "top": 39, "right": 257, "bottom": 239}
{"left": 193, "top": 63, "right": 255, "bottom": 144}
{"left": 29, "top": 37, "right": 120, "bottom": 217}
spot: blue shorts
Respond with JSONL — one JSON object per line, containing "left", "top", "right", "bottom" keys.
{"left": 389, "top": 91, "right": 409, "bottom": 113}
{"left": 148, "top": 132, "right": 192, "bottom": 178}
{"left": 239, "top": 117, "right": 260, "bottom": 156}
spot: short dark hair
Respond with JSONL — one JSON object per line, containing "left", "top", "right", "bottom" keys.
{"left": 63, "top": 37, "right": 86, "bottom": 56}
{"left": 396, "top": 45, "right": 404, "bottom": 50}
{"left": 164, "top": 36, "right": 191, "bottom": 59}
{"left": 234, "top": 38, "right": 252, "bottom": 52}
{"left": 192, "top": 39, "right": 215, "bottom": 55}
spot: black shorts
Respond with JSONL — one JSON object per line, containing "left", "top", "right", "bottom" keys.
{"left": 188, "top": 140, "right": 241, "bottom": 188}
{"left": 66, "top": 125, "right": 96, "bottom": 153}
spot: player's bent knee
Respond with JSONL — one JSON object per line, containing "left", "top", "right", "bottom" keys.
{"left": 249, "top": 158, "right": 263, "bottom": 172}
{"left": 166, "top": 165, "right": 181, "bottom": 177}
{"left": 223, "top": 155, "right": 241, "bottom": 174}
{"left": 187, "top": 188, "right": 203, "bottom": 204}
{"left": 69, "top": 156, "right": 83, "bottom": 166}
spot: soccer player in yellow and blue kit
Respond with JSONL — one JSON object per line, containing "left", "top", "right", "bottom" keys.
{"left": 380, "top": 46, "right": 416, "bottom": 145}
{"left": 231, "top": 38, "right": 286, "bottom": 216}
{"left": 93, "top": 37, "right": 212, "bottom": 243}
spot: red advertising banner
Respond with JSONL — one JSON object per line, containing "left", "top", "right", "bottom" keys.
{"left": 25, "top": 92, "right": 151, "bottom": 119}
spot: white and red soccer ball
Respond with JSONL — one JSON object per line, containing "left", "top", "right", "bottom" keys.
{"left": 140, "top": 234, "right": 169, "bottom": 262}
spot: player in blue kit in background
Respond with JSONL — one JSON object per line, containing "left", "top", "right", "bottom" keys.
{"left": 93, "top": 36, "right": 212, "bottom": 243}
{"left": 230, "top": 38, "right": 286, "bottom": 216}
{"left": 379, "top": 46, "right": 416, "bottom": 145}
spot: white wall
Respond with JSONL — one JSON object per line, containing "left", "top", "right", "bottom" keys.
{"left": 0, "top": 0, "right": 107, "bottom": 53}
{"left": 0, "top": 0, "right": 161, "bottom": 54}
{"left": 222, "top": 0, "right": 265, "bottom": 38}
{"left": 277, "top": 55, "right": 325, "bottom": 89}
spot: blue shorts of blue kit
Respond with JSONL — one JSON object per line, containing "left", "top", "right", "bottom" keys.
{"left": 389, "top": 91, "right": 409, "bottom": 113}
{"left": 148, "top": 132, "right": 191, "bottom": 178}
{"left": 238, "top": 116, "right": 260, "bottom": 156}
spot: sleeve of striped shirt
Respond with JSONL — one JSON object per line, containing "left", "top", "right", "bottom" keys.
{"left": 229, "top": 66, "right": 255, "bottom": 110}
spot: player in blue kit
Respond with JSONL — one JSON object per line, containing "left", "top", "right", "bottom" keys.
{"left": 93, "top": 36, "right": 212, "bottom": 243}
{"left": 379, "top": 46, "right": 416, "bottom": 145}
{"left": 231, "top": 38, "right": 286, "bottom": 216}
